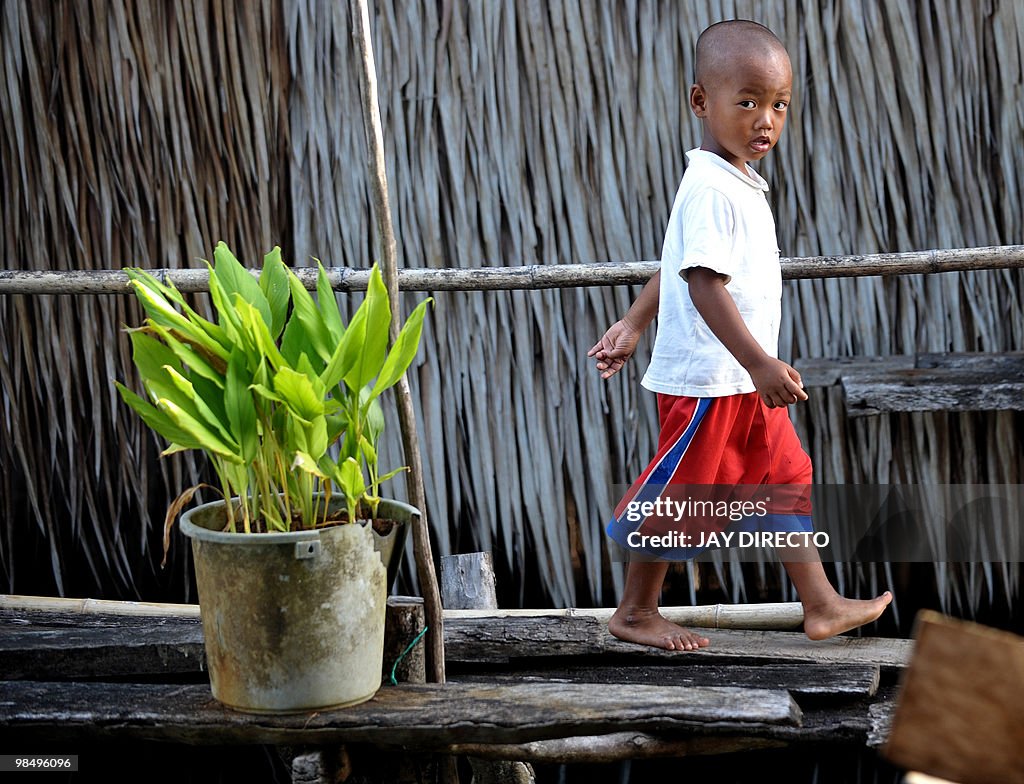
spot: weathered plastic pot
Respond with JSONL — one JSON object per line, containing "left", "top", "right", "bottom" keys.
{"left": 180, "top": 497, "right": 418, "bottom": 713}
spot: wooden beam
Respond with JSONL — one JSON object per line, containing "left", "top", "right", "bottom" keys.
{"left": 451, "top": 662, "right": 880, "bottom": 698}
{"left": 0, "top": 681, "right": 801, "bottom": 747}
{"left": 842, "top": 367, "right": 1024, "bottom": 415}
{"left": 795, "top": 352, "right": 1024, "bottom": 414}
{"left": 797, "top": 351, "right": 1024, "bottom": 387}
{"left": 447, "top": 688, "right": 901, "bottom": 762}
{"left": 796, "top": 356, "right": 915, "bottom": 388}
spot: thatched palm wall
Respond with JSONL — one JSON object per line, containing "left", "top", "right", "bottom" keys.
{"left": 2, "top": 1, "right": 1022, "bottom": 622}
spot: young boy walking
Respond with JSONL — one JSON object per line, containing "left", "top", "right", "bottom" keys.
{"left": 589, "top": 20, "right": 891, "bottom": 651}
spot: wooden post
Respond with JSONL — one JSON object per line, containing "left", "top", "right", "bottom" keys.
{"left": 350, "top": 0, "right": 445, "bottom": 685}
{"left": 383, "top": 596, "right": 427, "bottom": 685}
{"left": 440, "top": 553, "right": 497, "bottom": 611}
{"left": 440, "top": 553, "right": 536, "bottom": 784}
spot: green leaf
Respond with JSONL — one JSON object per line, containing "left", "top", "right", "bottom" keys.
{"left": 207, "top": 260, "right": 244, "bottom": 346}
{"left": 130, "top": 280, "right": 219, "bottom": 356}
{"left": 325, "top": 413, "right": 346, "bottom": 443}
{"left": 115, "top": 382, "right": 200, "bottom": 449}
{"left": 307, "top": 415, "right": 328, "bottom": 460}
{"left": 365, "top": 397, "right": 385, "bottom": 444}
{"left": 376, "top": 466, "right": 408, "bottom": 484}
{"left": 126, "top": 268, "right": 229, "bottom": 351}
{"left": 259, "top": 246, "right": 290, "bottom": 340}
{"left": 319, "top": 324, "right": 359, "bottom": 391}
{"left": 292, "top": 451, "right": 329, "bottom": 480}
{"left": 225, "top": 348, "right": 258, "bottom": 463}
{"left": 159, "top": 443, "right": 191, "bottom": 457}
{"left": 295, "top": 350, "right": 323, "bottom": 381}
{"left": 286, "top": 269, "right": 332, "bottom": 363}
{"left": 279, "top": 315, "right": 308, "bottom": 368}
{"left": 273, "top": 366, "right": 325, "bottom": 423}
{"left": 127, "top": 329, "right": 183, "bottom": 390}
{"left": 250, "top": 383, "right": 284, "bottom": 404}
{"left": 213, "top": 242, "right": 272, "bottom": 329}
{"left": 148, "top": 323, "right": 226, "bottom": 388}
{"left": 192, "top": 374, "right": 229, "bottom": 428}
{"left": 162, "top": 365, "right": 237, "bottom": 448}
{"left": 358, "top": 434, "right": 377, "bottom": 465}
{"left": 125, "top": 267, "right": 182, "bottom": 304}
{"left": 234, "top": 296, "right": 288, "bottom": 372}
{"left": 158, "top": 398, "right": 244, "bottom": 463}
{"left": 316, "top": 261, "right": 345, "bottom": 344}
{"left": 369, "top": 297, "right": 431, "bottom": 399}
{"left": 339, "top": 456, "right": 366, "bottom": 498}
{"left": 343, "top": 265, "right": 391, "bottom": 391}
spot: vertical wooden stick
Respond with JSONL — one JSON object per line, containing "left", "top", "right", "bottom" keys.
{"left": 350, "top": 0, "right": 445, "bottom": 684}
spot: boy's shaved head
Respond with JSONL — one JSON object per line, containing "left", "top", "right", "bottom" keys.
{"left": 695, "top": 20, "right": 789, "bottom": 85}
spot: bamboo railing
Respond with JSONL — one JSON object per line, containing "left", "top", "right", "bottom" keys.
{"left": 1, "top": 245, "right": 1022, "bottom": 295}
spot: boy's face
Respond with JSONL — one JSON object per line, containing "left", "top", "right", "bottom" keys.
{"left": 690, "top": 48, "right": 792, "bottom": 174}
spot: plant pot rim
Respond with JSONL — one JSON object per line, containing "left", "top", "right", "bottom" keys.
{"left": 180, "top": 496, "right": 420, "bottom": 545}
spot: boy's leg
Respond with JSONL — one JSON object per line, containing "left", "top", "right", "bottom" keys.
{"left": 759, "top": 405, "right": 893, "bottom": 639}
{"left": 782, "top": 559, "right": 892, "bottom": 640}
{"left": 608, "top": 560, "right": 710, "bottom": 651}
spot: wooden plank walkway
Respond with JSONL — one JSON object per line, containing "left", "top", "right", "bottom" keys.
{"left": 0, "top": 601, "right": 908, "bottom": 758}
{"left": 0, "top": 608, "right": 912, "bottom": 679}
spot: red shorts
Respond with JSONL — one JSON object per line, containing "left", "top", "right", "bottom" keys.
{"left": 606, "top": 392, "right": 813, "bottom": 557}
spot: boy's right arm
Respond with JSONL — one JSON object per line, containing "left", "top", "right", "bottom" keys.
{"left": 687, "top": 267, "right": 807, "bottom": 408}
{"left": 588, "top": 270, "right": 661, "bottom": 379}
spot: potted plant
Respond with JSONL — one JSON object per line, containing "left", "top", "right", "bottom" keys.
{"left": 115, "top": 242, "right": 430, "bottom": 712}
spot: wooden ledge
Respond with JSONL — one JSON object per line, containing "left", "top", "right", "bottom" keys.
{"left": 796, "top": 352, "right": 1024, "bottom": 415}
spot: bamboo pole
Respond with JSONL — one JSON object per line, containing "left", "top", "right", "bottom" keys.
{"left": 1, "top": 245, "right": 1022, "bottom": 295}
{"left": 350, "top": 0, "right": 445, "bottom": 686}
{"left": 0, "top": 594, "right": 803, "bottom": 630}
{"left": 444, "top": 602, "right": 804, "bottom": 630}
{"left": 0, "top": 594, "right": 203, "bottom": 617}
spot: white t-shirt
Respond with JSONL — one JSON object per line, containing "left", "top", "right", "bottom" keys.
{"left": 641, "top": 149, "right": 783, "bottom": 397}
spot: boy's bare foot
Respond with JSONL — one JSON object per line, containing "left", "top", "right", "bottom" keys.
{"left": 802, "top": 591, "right": 893, "bottom": 640}
{"left": 608, "top": 606, "right": 711, "bottom": 651}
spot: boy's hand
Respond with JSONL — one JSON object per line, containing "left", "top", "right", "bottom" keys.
{"left": 588, "top": 319, "right": 641, "bottom": 379}
{"left": 747, "top": 356, "right": 809, "bottom": 408}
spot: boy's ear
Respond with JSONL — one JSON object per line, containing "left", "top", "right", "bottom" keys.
{"left": 690, "top": 84, "right": 708, "bottom": 117}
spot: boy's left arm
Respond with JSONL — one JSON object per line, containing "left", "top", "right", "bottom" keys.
{"left": 588, "top": 270, "right": 661, "bottom": 379}
{"left": 687, "top": 267, "right": 807, "bottom": 408}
